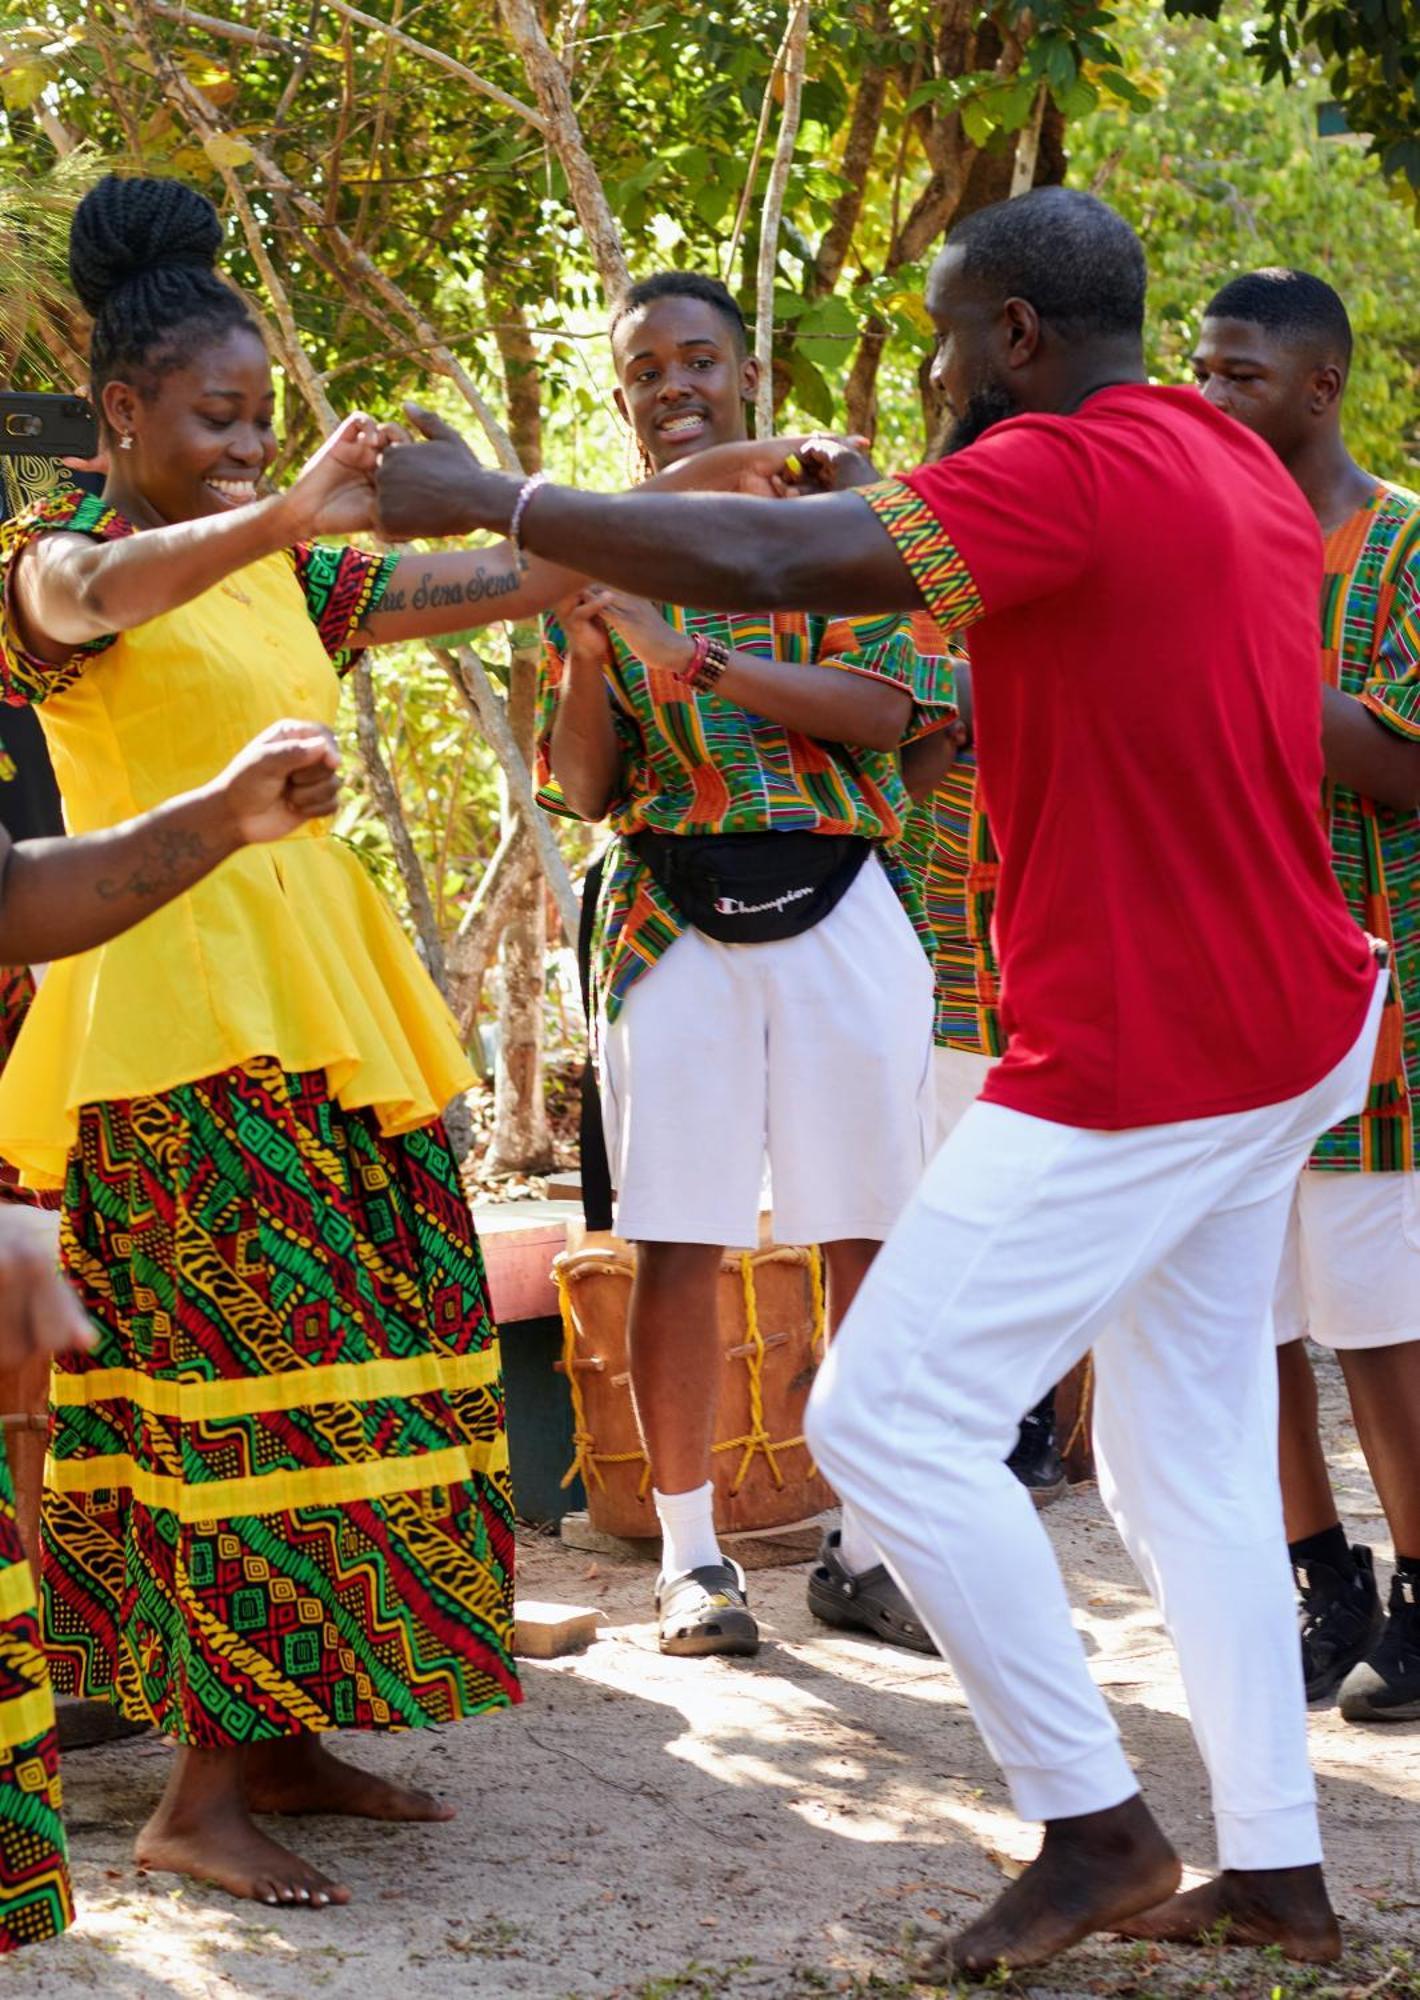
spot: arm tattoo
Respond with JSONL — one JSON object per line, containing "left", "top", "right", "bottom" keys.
{"left": 407, "top": 565, "right": 522, "bottom": 612}
{"left": 95, "top": 827, "right": 216, "bottom": 903}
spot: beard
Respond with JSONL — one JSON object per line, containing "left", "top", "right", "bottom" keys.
{"left": 945, "top": 381, "right": 1022, "bottom": 454}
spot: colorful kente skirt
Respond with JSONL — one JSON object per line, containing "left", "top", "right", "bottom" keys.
{"left": 41, "top": 1058, "right": 520, "bottom": 1745}
{"left": 0, "top": 1437, "right": 72, "bottom": 1952}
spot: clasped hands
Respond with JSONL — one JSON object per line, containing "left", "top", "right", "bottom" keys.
{"left": 279, "top": 406, "right": 878, "bottom": 548}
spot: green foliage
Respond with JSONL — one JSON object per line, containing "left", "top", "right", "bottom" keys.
{"left": 1071, "top": 7, "right": 1419, "bottom": 477}
{"left": 1163, "top": 0, "right": 1420, "bottom": 195}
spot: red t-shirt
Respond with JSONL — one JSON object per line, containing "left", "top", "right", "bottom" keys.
{"left": 861, "top": 383, "right": 1376, "bottom": 1130}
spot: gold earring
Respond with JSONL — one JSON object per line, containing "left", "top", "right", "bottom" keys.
{"left": 118, "top": 432, "right": 134, "bottom": 451}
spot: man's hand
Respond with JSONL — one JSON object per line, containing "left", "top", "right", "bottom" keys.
{"left": 793, "top": 433, "right": 883, "bottom": 492}
{"left": 376, "top": 406, "right": 522, "bottom": 541}
{"left": 0, "top": 1215, "right": 95, "bottom": 1368}
{"left": 575, "top": 588, "right": 688, "bottom": 674}
{"left": 278, "top": 412, "right": 382, "bottom": 541}
{"left": 652, "top": 434, "right": 874, "bottom": 499}
{"left": 211, "top": 721, "right": 342, "bottom": 846}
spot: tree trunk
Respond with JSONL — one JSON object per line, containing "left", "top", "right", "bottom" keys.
{"left": 486, "top": 294, "right": 554, "bottom": 1176}
{"left": 486, "top": 631, "right": 555, "bottom": 1175}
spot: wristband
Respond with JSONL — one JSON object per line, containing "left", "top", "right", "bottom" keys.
{"left": 509, "top": 471, "right": 549, "bottom": 570}
{"left": 674, "top": 634, "right": 711, "bottom": 686}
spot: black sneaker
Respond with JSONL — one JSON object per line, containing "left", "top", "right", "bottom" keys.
{"left": 656, "top": 1560, "right": 759, "bottom": 1658}
{"left": 1007, "top": 1403, "right": 1068, "bottom": 1508}
{"left": 1296, "top": 1542, "right": 1383, "bottom": 1703}
{"left": 1338, "top": 1570, "right": 1420, "bottom": 1722}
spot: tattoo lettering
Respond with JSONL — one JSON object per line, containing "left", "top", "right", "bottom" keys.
{"left": 409, "top": 565, "right": 521, "bottom": 612}
{"left": 380, "top": 585, "right": 407, "bottom": 613}
{"left": 96, "top": 828, "right": 214, "bottom": 903}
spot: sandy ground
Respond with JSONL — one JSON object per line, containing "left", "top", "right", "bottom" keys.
{"left": 8, "top": 1348, "right": 1419, "bottom": 2000}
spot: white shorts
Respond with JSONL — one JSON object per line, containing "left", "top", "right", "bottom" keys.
{"left": 601, "top": 854, "right": 934, "bottom": 1247}
{"left": 1273, "top": 1169, "right": 1420, "bottom": 1350}
{"left": 930, "top": 1044, "right": 996, "bottom": 1152}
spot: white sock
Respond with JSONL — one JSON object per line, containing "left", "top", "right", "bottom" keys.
{"left": 837, "top": 1503, "right": 880, "bottom": 1577}
{"left": 654, "top": 1481, "right": 721, "bottom": 1581}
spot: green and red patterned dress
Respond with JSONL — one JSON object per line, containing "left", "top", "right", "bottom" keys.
{"left": 0, "top": 490, "right": 519, "bottom": 1760}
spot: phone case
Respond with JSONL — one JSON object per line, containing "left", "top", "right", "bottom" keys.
{"left": 0, "top": 392, "right": 98, "bottom": 459}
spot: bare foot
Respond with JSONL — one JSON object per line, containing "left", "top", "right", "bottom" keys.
{"left": 245, "top": 1735, "right": 455, "bottom": 1822}
{"left": 137, "top": 1792, "right": 349, "bottom": 1907}
{"left": 918, "top": 1795, "right": 1181, "bottom": 1983}
{"left": 1114, "top": 1866, "right": 1342, "bottom": 1964}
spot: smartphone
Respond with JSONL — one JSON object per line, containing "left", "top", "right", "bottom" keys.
{"left": 0, "top": 391, "right": 98, "bottom": 460}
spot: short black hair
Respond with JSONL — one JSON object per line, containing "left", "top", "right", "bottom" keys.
{"left": 610, "top": 271, "right": 748, "bottom": 353}
{"left": 69, "top": 173, "right": 262, "bottom": 413}
{"left": 1202, "top": 267, "right": 1353, "bottom": 368}
{"left": 944, "top": 187, "right": 1146, "bottom": 342}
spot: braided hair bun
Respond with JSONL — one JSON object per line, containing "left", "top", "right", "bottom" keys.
{"left": 69, "top": 174, "right": 223, "bottom": 316}
{"left": 70, "top": 173, "right": 261, "bottom": 414}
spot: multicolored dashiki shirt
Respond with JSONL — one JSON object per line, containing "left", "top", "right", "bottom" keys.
{"left": 1311, "top": 481, "right": 1420, "bottom": 1172}
{"left": 892, "top": 612, "right": 1003, "bottom": 1056}
{"left": 538, "top": 605, "right": 952, "bottom": 1019}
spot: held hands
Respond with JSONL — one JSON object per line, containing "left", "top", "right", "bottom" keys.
{"left": 375, "top": 406, "right": 516, "bottom": 541}
{"left": 653, "top": 433, "right": 878, "bottom": 498}
{"left": 0, "top": 1214, "right": 96, "bottom": 1367}
{"left": 280, "top": 412, "right": 385, "bottom": 540}
{"left": 213, "top": 720, "right": 342, "bottom": 846}
{"left": 570, "top": 588, "right": 687, "bottom": 674}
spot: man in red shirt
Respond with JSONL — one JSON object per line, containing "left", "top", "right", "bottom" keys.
{"left": 377, "top": 189, "right": 1382, "bottom": 1982}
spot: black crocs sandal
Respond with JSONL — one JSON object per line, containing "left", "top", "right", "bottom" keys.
{"left": 806, "top": 1528, "right": 939, "bottom": 1656}
{"left": 656, "top": 1560, "right": 760, "bottom": 1658}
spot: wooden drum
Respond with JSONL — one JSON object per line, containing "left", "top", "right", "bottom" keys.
{"left": 554, "top": 1242, "right": 835, "bottom": 1540}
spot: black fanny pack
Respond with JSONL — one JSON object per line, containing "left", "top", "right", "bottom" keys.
{"left": 629, "top": 829, "right": 870, "bottom": 944}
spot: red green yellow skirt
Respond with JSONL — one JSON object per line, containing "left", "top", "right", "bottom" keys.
{"left": 41, "top": 1058, "right": 519, "bottom": 1745}
{"left": 0, "top": 1437, "right": 71, "bottom": 1952}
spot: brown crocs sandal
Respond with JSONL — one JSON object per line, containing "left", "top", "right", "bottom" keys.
{"left": 656, "top": 1560, "right": 760, "bottom": 1658}
{"left": 806, "top": 1528, "right": 939, "bottom": 1656}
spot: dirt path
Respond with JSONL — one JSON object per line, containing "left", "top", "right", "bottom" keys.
{"left": 10, "top": 1350, "right": 1418, "bottom": 2000}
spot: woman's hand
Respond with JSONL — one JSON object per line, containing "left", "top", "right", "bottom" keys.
{"left": 0, "top": 1215, "right": 95, "bottom": 1367}
{"left": 211, "top": 720, "right": 342, "bottom": 846}
{"left": 576, "top": 588, "right": 689, "bottom": 674}
{"left": 279, "top": 413, "right": 382, "bottom": 541}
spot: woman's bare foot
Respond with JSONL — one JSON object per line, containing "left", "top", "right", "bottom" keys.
{"left": 918, "top": 1795, "right": 1181, "bottom": 1983}
{"left": 244, "top": 1734, "right": 455, "bottom": 1822}
{"left": 1114, "top": 1866, "right": 1342, "bottom": 1964}
{"left": 136, "top": 1746, "right": 349, "bottom": 1907}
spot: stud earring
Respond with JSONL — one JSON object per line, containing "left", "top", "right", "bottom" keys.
{"left": 118, "top": 432, "right": 134, "bottom": 451}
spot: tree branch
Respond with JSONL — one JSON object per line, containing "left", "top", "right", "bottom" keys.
{"left": 810, "top": 0, "right": 891, "bottom": 296}
{"left": 320, "top": 0, "right": 549, "bottom": 133}
{"left": 494, "top": 0, "right": 631, "bottom": 302}
{"left": 754, "top": 0, "right": 810, "bottom": 437}
{"left": 434, "top": 643, "right": 580, "bottom": 950}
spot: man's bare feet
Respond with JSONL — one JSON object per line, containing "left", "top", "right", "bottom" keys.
{"left": 244, "top": 1735, "right": 455, "bottom": 1822}
{"left": 1113, "top": 1865, "right": 1342, "bottom": 1964}
{"left": 918, "top": 1794, "right": 1181, "bottom": 1983}
{"left": 136, "top": 1747, "right": 349, "bottom": 1907}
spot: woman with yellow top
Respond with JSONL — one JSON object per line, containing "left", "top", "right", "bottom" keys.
{"left": 0, "top": 173, "right": 581, "bottom": 1909}
{"left": 0, "top": 713, "right": 343, "bottom": 1952}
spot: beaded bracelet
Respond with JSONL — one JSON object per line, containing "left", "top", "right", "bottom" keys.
{"left": 689, "top": 636, "right": 729, "bottom": 692}
{"left": 509, "top": 471, "right": 549, "bottom": 570}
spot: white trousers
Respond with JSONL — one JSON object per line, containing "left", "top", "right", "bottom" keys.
{"left": 807, "top": 970, "right": 1386, "bottom": 1870}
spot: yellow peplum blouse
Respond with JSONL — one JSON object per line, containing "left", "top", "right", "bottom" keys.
{"left": 0, "top": 493, "right": 473, "bottom": 1188}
